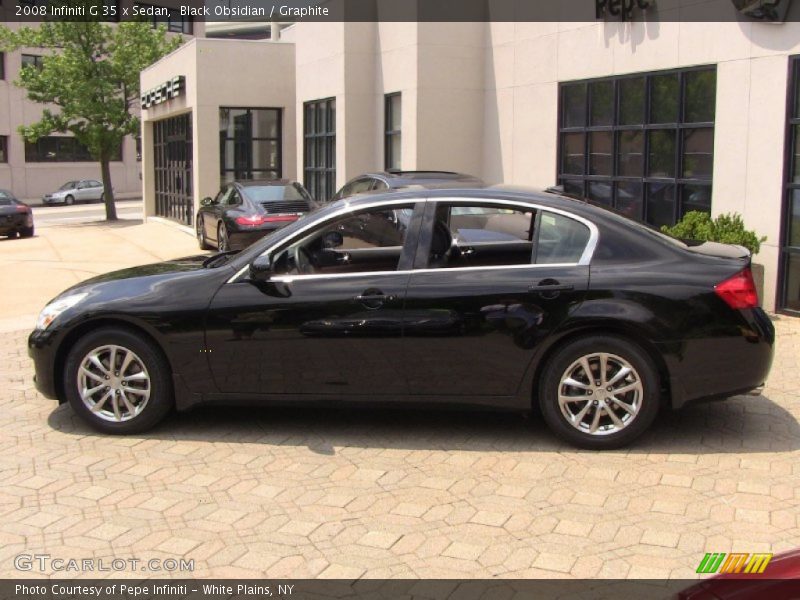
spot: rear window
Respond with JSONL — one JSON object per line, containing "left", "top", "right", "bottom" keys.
{"left": 0, "top": 199, "right": 12, "bottom": 206}
{"left": 243, "top": 184, "right": 310, "bottom": 203}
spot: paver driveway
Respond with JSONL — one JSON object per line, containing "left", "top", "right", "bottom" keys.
{"left": 1, "top": 219, "right": 799, "bottom": 579}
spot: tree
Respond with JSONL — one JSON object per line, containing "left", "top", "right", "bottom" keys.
{"left": 0, "top": 6, "right": 182, "bottom": 220}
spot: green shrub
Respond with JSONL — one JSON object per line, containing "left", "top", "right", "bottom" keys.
{"left": 661, "top": 211, "right": 766, "bottom": 256}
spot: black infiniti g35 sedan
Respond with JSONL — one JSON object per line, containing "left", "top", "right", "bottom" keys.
{"left": 28, "top": 187, "right": 774, "bottom": 449}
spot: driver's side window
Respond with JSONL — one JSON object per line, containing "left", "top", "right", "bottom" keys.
{"left": 273, "top": 204, "right": 415, "bottom": 276}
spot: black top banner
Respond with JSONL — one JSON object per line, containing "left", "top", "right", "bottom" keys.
{"left": 3, "top": 0, "right": 800, "bottom": 23}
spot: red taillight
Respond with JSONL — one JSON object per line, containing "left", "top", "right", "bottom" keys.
{"left": 715, "top": 268, "right": 759, "bottom": 310}
{"left": 15, "top": 205, "right": 29, "bottom": 212}
{"left": 234, "top": 214, "right": 299, "bottom": 226}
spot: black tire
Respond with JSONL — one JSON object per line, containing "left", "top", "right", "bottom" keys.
{"left": 20, "top": 226, "right": 34, "bottom": 238}
{"left": 63, "top": 327, "right": 173, "bottom": 434}
{"left": 65, "top": 195, "right": 74, "bottom": 206}
{"left": 538, "top": 335, "right": 660, "bottom": 450}
{"left": 217, "top": 222, "right": 230, "bottom": 252}
{"left": 197, "top": 215, "right": 212, "bottom": 250}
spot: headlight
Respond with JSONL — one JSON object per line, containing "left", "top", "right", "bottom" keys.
{"left": 35, "top": 292, "right": 88, "bottom": 330}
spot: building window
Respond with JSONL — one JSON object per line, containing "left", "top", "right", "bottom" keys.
{"left": 385, "top": 93, "right": 401, "bottom": 171}
{"left": 304, "top": 97, "right": 336, "bottom": 201}
{"left": 0, "top": 53, "right": 5, "bottom": 80}
{"left": 21, "top": 54, "right": 44, "bottom": 70}
{"left": 24, "top": 136, "right": 121, "bottom": 162}
{"left": 135, "top": 135, "right": 142, "bottom": 161}
{"left": 219, "top": 107, "right": 281, "bottom": 185}
{"left": 781, "top": 57, "right": 800, "bottom": 312}
{"left": 0, "top": 136, "right": 7, "bottom": 163}
{"left": 135, "top": 4, "right": 193, "bottom": 34}
{"left": 558, "top": 66, "right": 716, "bottom": 228}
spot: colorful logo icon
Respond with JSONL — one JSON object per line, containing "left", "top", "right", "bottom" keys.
{"left": 696, "top": 552, "right": 773, "bottom": 575}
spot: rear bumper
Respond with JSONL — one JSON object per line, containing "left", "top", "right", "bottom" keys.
{"left": 665, "top": 308, "right": 775, "bottom": 409}
{"left": 228, "top": 225, "right": 285, "bottom": 250}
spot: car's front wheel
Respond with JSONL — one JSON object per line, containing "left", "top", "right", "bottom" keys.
{"left": 64, "top": 195, "right": 74, "bottom": 206}
{"left": 63, "top": 327, "right": 173, "bottom": 434}
{"left": 539, "top": 335, "right": 660, "bottom": 450}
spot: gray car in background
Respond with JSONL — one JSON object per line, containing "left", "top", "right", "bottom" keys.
{"left": 43, "top": 179, "right": 108, "bottom": 205}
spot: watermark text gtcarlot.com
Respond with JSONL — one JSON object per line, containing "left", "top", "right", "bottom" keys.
{"left": 14, "top": 554, "right": 195, "bottom": 573}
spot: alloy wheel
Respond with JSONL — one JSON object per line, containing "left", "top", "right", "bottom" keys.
{"left": 557, "top": 352, "right": 643, "bottom": 436}
{"left": 77, "top": 344, "right": 151, "bottom": 422}
{"left": 218, "top": 223, "right": 229, "bottom": 251}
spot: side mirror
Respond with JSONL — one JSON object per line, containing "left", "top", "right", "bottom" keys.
{"left": 200, "top": 196, "right": 213, "bottom": 207}
{"left": 322, "top": 231, "right": 344, "bottom": 249}
{"left": 249, "top": 255, "right": 273, "bottom": 282}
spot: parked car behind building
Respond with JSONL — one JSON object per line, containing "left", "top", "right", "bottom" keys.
{"left": 43, "top": 180, "right": 107, "bottom": 205}
{"left": 196, "top": 179, "right": 317, "bottom": 251}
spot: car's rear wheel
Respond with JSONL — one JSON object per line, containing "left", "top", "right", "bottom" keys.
{"left": 217, "top": 222, "right": 230, "bottom": 252}
{"left": 539, "top": 335, "right": 660, "bottom": 450}
{"left": 65, "top": 195, "right": 74, "bottom": 206}
{"left": 63, "top": 327, "right": 173, "bottom": 434}
{"left": 197, "top": 216, "right": 212, "bottom": 250}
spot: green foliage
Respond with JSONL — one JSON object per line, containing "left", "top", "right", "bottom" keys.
{"left": 0, "top": 4, "right": 182, "bottom": 218}
{"left": 661, "top": 211, "right": 767, "bottom": 255}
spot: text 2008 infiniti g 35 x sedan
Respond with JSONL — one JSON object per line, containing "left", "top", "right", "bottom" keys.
{"left": 28, "top": 187, "right": 774, "bottom": 449}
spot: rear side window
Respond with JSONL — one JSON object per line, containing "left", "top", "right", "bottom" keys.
{"left": 536, "top": 211, "right": 591, "bottom": 264}
{"left": 426, "top": 202, "right": 591, "bottom": 269}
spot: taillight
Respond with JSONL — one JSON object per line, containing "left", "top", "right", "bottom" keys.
{"left": 15, "top": 205, "right": 29, "bottom": 212}
{"left": 715, "top": 268, "right": 759, "bottom": 310}
{"left": 234, "top": 214, "right": 299, "bottom": 226}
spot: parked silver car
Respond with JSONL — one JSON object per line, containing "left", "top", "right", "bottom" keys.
{"left": 43, "top": 180, "right": 107, "bottom": 205}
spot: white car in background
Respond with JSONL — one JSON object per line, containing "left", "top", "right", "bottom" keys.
{"left": 43, "top": 180, "right": 108, "bottom": 205}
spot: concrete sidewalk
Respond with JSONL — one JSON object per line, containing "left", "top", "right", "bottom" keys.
{"left": 0, "top": 218, "right": 206, "bottom": 332}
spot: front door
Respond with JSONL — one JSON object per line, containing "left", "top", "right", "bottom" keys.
{"left": 402, "top": 200, "right": 593, "bottom": 400}
{"left": 205, "top": 201, "right": 422, "bottom": 397}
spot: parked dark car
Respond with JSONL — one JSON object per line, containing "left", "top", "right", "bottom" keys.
{"left": 0, "top": 190, "right": 34, "bottom": 238}
{"left": 29, "top": 186, "right": 774, "bottom": 449}
{"left": 196, "top": 180, "right": 316, "bottom": 251}
{"left": 331, "top": 170, "right": 484, "bottom": 201}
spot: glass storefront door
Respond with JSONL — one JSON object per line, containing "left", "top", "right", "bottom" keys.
{"left": 780, "top": 58, "right": 800, "bottom": 313}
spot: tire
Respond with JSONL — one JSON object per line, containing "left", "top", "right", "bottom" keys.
{"left": 217, "top": 222, "right": 230, "bottom": 252}
{"left": 63, "top": 327, "right": 173, "bottom": 434}
{"left": 538, "top": 335, "right": 660, "bottom": 450}
{"left": 197, "top": 216, "right": 212, "bottom": 250}
{"left": 65, "top": 195, "right": 74, "bottom": 206}
{"left": 20, "top": 226, "right": 34, "bottom": 238}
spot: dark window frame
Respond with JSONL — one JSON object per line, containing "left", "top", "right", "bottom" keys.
{"left": 0, "top": 136, "right": 7, "bottom": 163}
{"left": 557, "top": 65, "right": 716, "bottom": 228}
{"left": 21, "top": 54, "right": 44, "bottom": 70}
{"left": 134, "top": 3, "right": 193, "bottom": 34}
{"left": 24, "top": 136, "right": 121, "bottom": 163}
{"left": 778, "top": 56, "right": 800, "bottom": 314}
{"left": 304, "top": 97, "right": 336, "bottom": 202}
{"left": 384, "top": 92, "right": 401, "bottom": 171}
{"left": 0, "top": 52, "right": 5, "bottom": 80}
{"left": 219, "top": 106, "right": 282, "bottom": 186}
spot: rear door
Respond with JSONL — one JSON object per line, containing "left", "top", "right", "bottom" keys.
{"left": 402, "top": 198, "right": 594, "bottom": 400}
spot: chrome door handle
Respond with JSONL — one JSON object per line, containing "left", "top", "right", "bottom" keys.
{"left": 354, "top": 294, "right": 395, "bottom": 302}
{"left": 529, "top": 284, "right": 574, "bottom": 292}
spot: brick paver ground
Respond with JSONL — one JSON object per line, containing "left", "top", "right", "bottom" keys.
{"left": 1, "top": 219, "right": 799, "bottom": 579}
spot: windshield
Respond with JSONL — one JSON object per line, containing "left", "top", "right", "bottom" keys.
{"left": 59, "top": 181, "right": 77, "bottom": 191}
{"left": 243, "top": 184, "right": 311, "bottom": 204}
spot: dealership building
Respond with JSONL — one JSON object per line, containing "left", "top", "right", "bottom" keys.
{"left": 140, "top": 5, "right": 800, "bottom": 313}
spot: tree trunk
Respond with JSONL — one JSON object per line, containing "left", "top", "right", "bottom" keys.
{"left": 100, "top": 157, "right": 117, "bottom": 221}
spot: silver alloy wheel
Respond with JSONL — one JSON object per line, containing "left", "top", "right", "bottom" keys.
{"left": 196, "top": 217, "right": 204, "bottom": 242}
{"left": 557, "top": 352, "right": 643, "bottom": 436}
{"left": 77, "top": 344, "right": 151, "bottom": 423}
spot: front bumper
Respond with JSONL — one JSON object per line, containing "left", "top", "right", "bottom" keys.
{"left": 42, "top": 196, "right": 65, "bottom": 204}
{"left": 28, "top": 327, "right": 61, "bottom": 400}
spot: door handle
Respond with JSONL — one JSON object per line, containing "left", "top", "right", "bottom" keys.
{"left": 354, "top": 294, "right": 395, "bottom": 302}
{"left": 529, "top": 283, "right": 574, "bottom": 292}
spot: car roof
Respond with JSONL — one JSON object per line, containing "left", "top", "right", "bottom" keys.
{"left": 360, "top": 171, "right": 484, "bottom": 189}
{"left": 235, "top": 179, "right": 297, "bottom": 187}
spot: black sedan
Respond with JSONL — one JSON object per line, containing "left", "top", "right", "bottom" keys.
{"left": 197, "top": 180, "right": 316, "bottom": 251}
{"left": 0, "top": 190, "right": 34, "bottom": 238}
{"left": 28, "top": 187, "right": 774, "bottom": 449}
